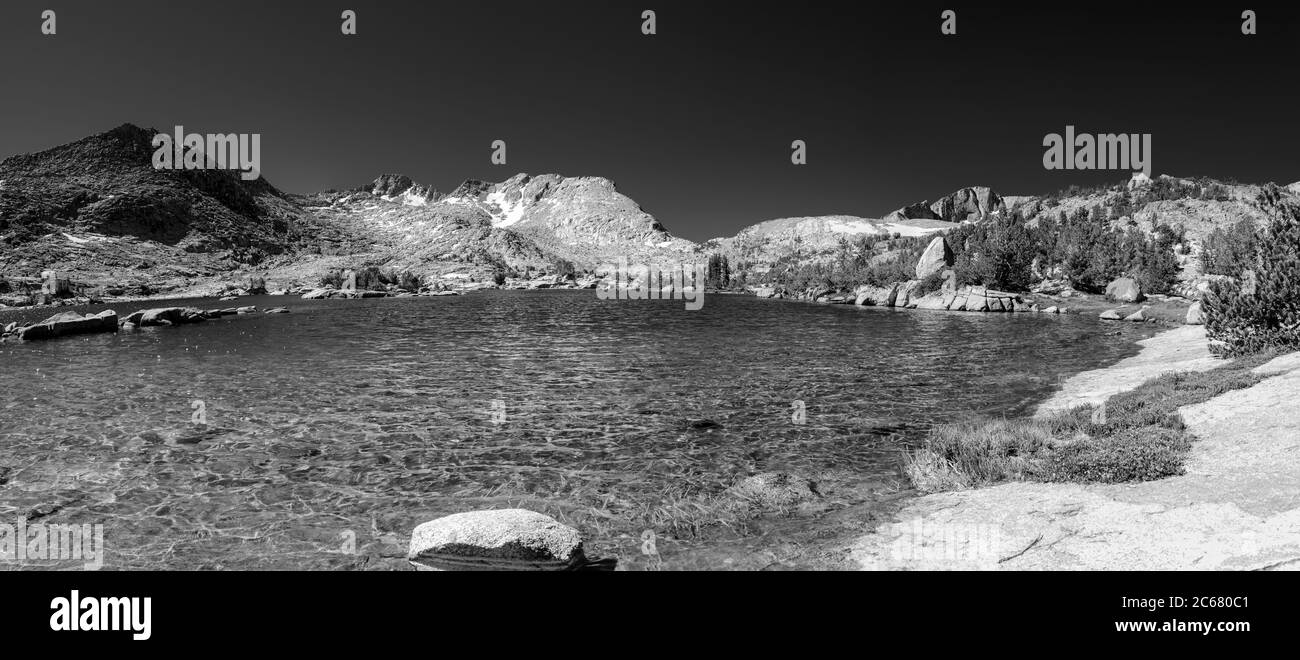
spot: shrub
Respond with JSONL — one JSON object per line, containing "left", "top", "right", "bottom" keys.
{"left": 913, "top": 270, "right": 948, "bottom": 296}
{"left": 1201, "top": 218, "right": 1259, "bottom": 277}
{"left": 1205, "top": 206, "right": 1300, "bottom": 356}
{"left": 397, "top": 271, "right": 422, "bottom": 291}
{"left": 1041, "top": 427, "right": 1190, "bottom": 483}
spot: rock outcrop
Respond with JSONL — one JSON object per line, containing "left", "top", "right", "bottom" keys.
{"left": 14, "top": 310, "right": 118, "bottom": 341}
{"left": 929, "top": 187, "right": 1004, "bottom": 222}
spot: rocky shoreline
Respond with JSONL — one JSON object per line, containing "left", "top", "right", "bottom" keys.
{"left": 847, "top": 326, "right": 1300, "bottom": 570}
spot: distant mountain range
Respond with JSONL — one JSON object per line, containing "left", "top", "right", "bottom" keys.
{"left": 1, "top": 124, "right": 1297, "bottom": 296}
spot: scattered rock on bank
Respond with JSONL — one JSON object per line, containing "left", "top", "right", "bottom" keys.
{"left": 122, "top": 307, "right": 207, "bottom": 327}
{"left": 407, "top": 509, "right": 599, "bottom": 571}
{"left": 1123, "top": 308, "right": 1149, "bottom": 322}
{"left": 13, "top": 310, "right": 118, "bottom": 341}
{"left": 1100, "top": 309, "right": 1122, "bottom": 320}
{"left": 301, "top": 287, "right": 392, "bottom": 300}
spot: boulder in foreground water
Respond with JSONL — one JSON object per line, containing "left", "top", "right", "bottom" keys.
{"left": 408, "top": 509, "right": 593, "bottom": 571}
{"left": 15, "top": 310, "right": 118, "bottom": 341}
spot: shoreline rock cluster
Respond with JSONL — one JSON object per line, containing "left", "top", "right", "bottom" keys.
{"left": 850, "top": 278, "right": 1066, "bottom": 314}
{"left": 2, "top": 305, "right": 291, "bottom": 343}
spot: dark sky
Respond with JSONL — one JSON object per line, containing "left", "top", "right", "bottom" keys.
{"left": 1, "top": 1, "right": 1297, "bottom": 241}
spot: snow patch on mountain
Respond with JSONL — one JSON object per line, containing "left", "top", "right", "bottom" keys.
{"left": 484, "top": 189, "right": 528, "bottom": 227}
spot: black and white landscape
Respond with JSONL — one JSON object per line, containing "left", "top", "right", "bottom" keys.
{"left": 1, "top": 3, "right": 1299, "bottom": 578}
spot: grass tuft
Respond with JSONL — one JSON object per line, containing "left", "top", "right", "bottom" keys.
{"left": 905, "top": 348, "right": 1283, "bottom": 492}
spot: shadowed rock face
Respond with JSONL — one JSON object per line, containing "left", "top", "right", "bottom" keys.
{"left": 0, "top": 124, "right": 294, "bottom": 253}
{"left": 929, "top": 187, "right": 1004, "bottom": 222}
{"left": 407, "top": 509, "right": 587, "bottom": 571}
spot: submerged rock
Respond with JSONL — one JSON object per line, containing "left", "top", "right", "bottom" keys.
{"left": 407, "top": 509, "right": 599, "bottom": 571}
{"left": 15, "top": 310, "right": 118, "bottom": 341}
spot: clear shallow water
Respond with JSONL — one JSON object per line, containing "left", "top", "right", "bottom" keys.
{"left": 0, "top": 291, "right": 1157, "bottom": 570}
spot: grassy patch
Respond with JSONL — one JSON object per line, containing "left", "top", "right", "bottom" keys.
{"left": 905, "top": 349, "right": 1281, "bottom": 491}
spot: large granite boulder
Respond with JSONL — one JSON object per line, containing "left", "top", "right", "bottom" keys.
{"left": 1186, "top": 301, "right": 1204, "bottom": 325}
{"left": 914, "top": 236, "right": 954, "bottom": 279}
{"left": 15, "top": 310, "right": 118, "bottom": 341}
{"left": 1105, "top": 278, "right": 1145, "bottom": 303}
{"left": 407, "top": 509, "right": 595, "bottom": 571}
